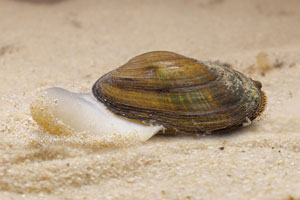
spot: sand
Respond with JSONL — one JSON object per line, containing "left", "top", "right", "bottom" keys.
{"left": 0, "top": 0, "right": 300, "bottom": 199}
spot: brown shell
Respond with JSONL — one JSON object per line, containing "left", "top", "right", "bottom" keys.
{"left": 92, "top": 51, "right": 266, "bottom": 134}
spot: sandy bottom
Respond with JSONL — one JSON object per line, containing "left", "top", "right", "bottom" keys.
{"left": 0, "top": 0, "right": 300, "bottom": 199}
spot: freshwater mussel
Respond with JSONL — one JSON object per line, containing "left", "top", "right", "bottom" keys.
{"left": 31, "top": 51, "right": 266, "bottom": 142}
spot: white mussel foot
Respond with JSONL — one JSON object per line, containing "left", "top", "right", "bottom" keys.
{"left": 30, "top": 87, "right": 163, "bottom": 142}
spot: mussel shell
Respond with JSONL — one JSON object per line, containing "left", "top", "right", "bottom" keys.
{"left": 92, "top": 51, "right": 266, "bottom": 134}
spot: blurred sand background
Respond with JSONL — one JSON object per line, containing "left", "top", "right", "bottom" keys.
{"left": 0, "top": 0, "right": 300, "bottom": 199}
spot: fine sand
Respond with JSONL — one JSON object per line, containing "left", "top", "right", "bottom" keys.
{"left": 0, "top": 0, "right": 300, "bottom": 199}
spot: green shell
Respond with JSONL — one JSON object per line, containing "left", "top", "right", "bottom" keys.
{"left": 92, "top": 51, "right": 266, "bottom": 134}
